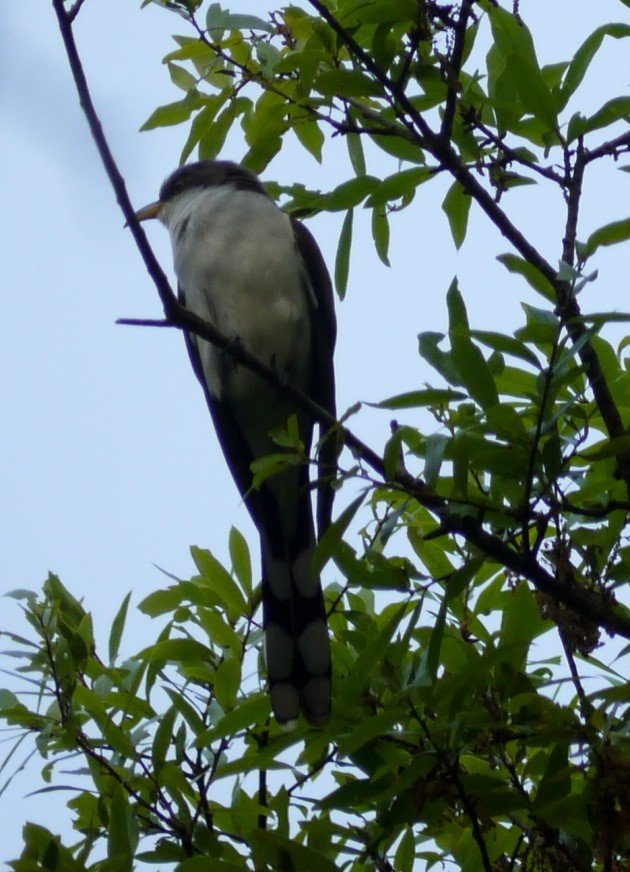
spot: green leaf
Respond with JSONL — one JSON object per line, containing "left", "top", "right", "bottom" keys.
{"left": 580, "top": 433, "right": 630, "bottom": 461}
{"left": 178, "top": 858, "right": 244, "bottom": 871}
{"left": 167, "top": 61, "right": 197, "bottom": 92}
{"left": 141, "top": 94, "right": 201, "bottom": 130}
{"left": 418, "top": 332, "right": 462, "bottom": 386}
{"left": 152, "top": 705, "right": 177, "bottom": 772}
{"left": 367, "top": 129, "right": 426, "bottom": 163}
{"left": 499, "top": 582, "right": 545, "bottom": 669}
{"left": 191, "top": 546, "right": 247, "bottom": 619}
{"left": 326, "top": 176, "right": 379, "bottom": 211}
{"left": 507, "top": 55, "right": 558, "bottom": 131}
{"left": 107, "top": 783, "right": 132, "bottom": 862}
{"left": 197, "top": 694, "right": 269, "bottom": 743}
{"left": 337, "top": 709, "right": 403, "bottom": 756}
{"left": 108, "top": 592, "right": 131, "bottom": 665}
{"left": 292, "top": 118, "right": 324, "bottom": 163}
{"left": 249, "top": 831, "right": 338, "bottom": 872}
{"left": 442, "top": 181, "right": 471, "bottom": 249}
{"left": 559, "top": 23, "right": 630, "bottom": 109}
{"left": 339, "top": 602, "right": 409, "bottom": 703}
{"left": 582, "top": 217, "right": 630, "bottom": 258}
{"left": 447, "top": 279, "right": 471, "bottom": 335}
{"left": 488, "top": 6, "right": 557, "bottom": 130}
{"left": 165, "top": 688, "right": 205, "bottom": 736}
{"left": 518, "top": 304, "right": 560, "bottom": 346}
{"left": 141, "top": 638, "right": 212, "bottom": 664}
{"left": 199, "top": 99, "right": 251, "bottom": 161}
{"left": 424, "top": 434, "right": 448, "bottom": 488}
{"left": 568, "top": 96, "right": 630, "bottom": 140}
{"left": 214, "top": 657, "right": 240, "bottom": 710}
{"left": 366, "top": 168, "right": 431, "bottom": 207}
{"left": 243, "top": 91, "right": 288, "bottom": 174}
{"left": 447, "top": 282, "right": 499, "bottom": 409}
{"left": 138, "top": 586, "right": 183, "bottom": 617}
{"left": 205, "top": 4, "right": 273, "bottom": 33}
{"left": 229, "top": 527, "right": 252, "bottom": 595}
{"left": 346, "top": 132, "right": 366, "bottom": 176}
{"left": 312, "top": 493, "right": 364, "bottom": 576}
{"left": 334, "top": 209, "right": 353, "bottom": 299}
{"left": 375, "top": 388, "right": 467, "bottom": 409}
{"left": 471, "top": 329, "right": 541, "bottom": 368}
{"left": 496, "top": 253, "right": 556, "bottom": 302}
{"left": 315, "top": 68, "right": 382, "bottom": 98}
{"left": 199, "top": 607, "right": 242, "bottom": 654}
{"left": 489, "top": 5, "right": 539, "bottom": 70}
{"left": 334, "top": 542, "right": 411, "bottom": 592}
{"left": 395, "top": 826, "right": 416, "bottom": 872}
{"left": 339, "top": 0, "right": 418, "bottom": 25}
{"left": 451, "top": 340, "right": 499, "bottom": 409}
{"left": 414, "top": 595, "right": 447, "bottom": 686}
{"left": 534, "top": 741, "right": 571, "bottom": 807}
{"left": 177, "top": 98, "right": 222, "bottom": 163}
{"left": 371, "top": 206, "right": 390, "bottom": 266}
{"left": 486, "top": 45, "right": 523, "bottom": 132}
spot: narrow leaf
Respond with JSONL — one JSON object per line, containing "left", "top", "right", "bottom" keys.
{"left": 334, "top": 209, "right": 353, "bottom": 299}
{"left": 371, "top": 206, "right": 390, "bottom": 266}
{"left": 497, "top": 253, "right": 556, "bottom": 301}
{"left": 312, "top": 493, "right": 364, "bottom": 575}
{"left": 108, "top": 592, "right": 131, "bottom": 665}
{"left": 442, "top": 181, "right": 471, "bottom": 249}
{"left": 583, "top": 217, "right": 630, "bottom": 258}
{"left": 559, "top": 23, "right": 630, "bottom": 109}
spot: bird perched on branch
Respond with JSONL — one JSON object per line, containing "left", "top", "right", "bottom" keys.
{"left": 135, "top": 160, "right": 336, "bottom": 726}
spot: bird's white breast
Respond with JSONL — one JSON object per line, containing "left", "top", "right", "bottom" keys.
{"left": 162, "top": 185, "right": 312, "bottom": 405}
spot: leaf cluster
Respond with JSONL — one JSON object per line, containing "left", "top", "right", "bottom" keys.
{"left": 12, "top": 0, "right": 630, "bottom": 869}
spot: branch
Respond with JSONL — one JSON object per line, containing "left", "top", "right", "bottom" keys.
{"left": 584, "top": 129, "right": 630, "bottom": 164}
{"left": 440, "top": 0, "right": 474, "bottom": 143}
{"left": 472, "top": 119, "right": 566, "bottom": 185}
{"left": 53, "top": 1, "right": 630, "bottom": 640}
{"left": 561, "top": 137, "right": 585, "bottom": 267}
{"left": 52, "top": 0, "right": 182, "bottom": 323}
{"left": 67, "top": 0, "right": 87, "bottom": 23}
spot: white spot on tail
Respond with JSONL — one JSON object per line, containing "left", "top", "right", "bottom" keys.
{"left": 265, "top": 623, "right": 294, "bottom": 680}
{"left": 270, "top": 682, "right": 300, "bottom": 726}
{"left": 298, "top": 620, "right": 330, "bottom": 676}
{"left": 292, "top": 549, "right": 319, "bottom": 597}
{"left": 302, "top": 676, "right": 331, "bottom": 726}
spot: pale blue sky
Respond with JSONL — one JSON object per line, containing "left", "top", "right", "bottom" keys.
{"left": 2, "top": 0, "right": 628, "bottom": 861}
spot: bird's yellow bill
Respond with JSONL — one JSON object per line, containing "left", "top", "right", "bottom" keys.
{"left": 133, "top": 201, "right": 164, "bottom": 222}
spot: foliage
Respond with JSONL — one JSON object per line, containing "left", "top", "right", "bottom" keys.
{"left": 4, "top": 0, "right": 630, "bottom": 869}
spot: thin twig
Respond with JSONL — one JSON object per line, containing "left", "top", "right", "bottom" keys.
{"left": 558, "top": 628, "right": 594, "bottom": 721}
{"left": 522, "top": 327, "right": 563, "bottom": 553}
{"left": 440, "top": 0, "right": 474, "bottom": 142}
{"left": 473, "top": 119, "right": 566, "bottom": 185}
{"left": 67, "top": 0, "right": 87, "bottom": 23}
{"left": 583, "top": 129, "right": 630, "bottom": 164}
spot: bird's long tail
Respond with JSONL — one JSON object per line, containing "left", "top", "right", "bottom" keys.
{"left": 260, "top": 487, "right": 331, "bottom": 726}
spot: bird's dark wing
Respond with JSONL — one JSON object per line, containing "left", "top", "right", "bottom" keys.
{"left": 177, "top": 283, "right": 330, "bottom": 726}
{"left": 291, "top": 218, "right": 337, "bottom": 538}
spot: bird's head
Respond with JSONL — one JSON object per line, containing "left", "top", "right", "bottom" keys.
{"left": 133, "top": 160, "right": 267, "bottom": 228}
